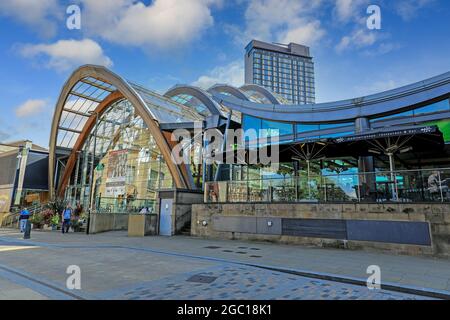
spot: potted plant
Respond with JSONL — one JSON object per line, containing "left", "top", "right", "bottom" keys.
{"left": 29, "top": 213, "right": 44, "bottom": 229}
{"left": 50, "top": 214, "right": 60, "bottom": 231}
{"left": 71, "top": 219, "right": 82, "bottom": 232}
{"left": 45, "top": 199, "right": 66, "bottom": 216}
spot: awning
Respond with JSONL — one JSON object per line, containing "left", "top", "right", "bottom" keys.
{"left": 279, "top": 125, "right": 445, "bottom": 163}
{"left": 333, "top": 125, "right": 439, "bottom": 144}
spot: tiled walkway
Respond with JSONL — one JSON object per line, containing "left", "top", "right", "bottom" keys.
{"left": 100, "top": 264, "right": 427, "bottom": 300}
{"left": 0, "top": 229, "right": 448, "bottom": 300}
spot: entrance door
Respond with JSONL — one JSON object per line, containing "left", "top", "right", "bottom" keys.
{"left": 159, "top": 199, "right": 173, "bottom": 236}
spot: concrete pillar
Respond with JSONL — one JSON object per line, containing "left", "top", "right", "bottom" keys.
{"left": 14, "top": 141, "right": 32, "bottom": 206}
{"left": 355, "top": 117, "right": 370, "bottom": 133}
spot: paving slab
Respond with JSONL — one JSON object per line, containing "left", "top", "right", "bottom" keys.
{"left": 0, "top": 228, "right": 449, "bottom": 299}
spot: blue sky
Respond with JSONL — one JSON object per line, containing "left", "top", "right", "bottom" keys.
{"left": 0, "top": 0, "right": 449, "bottom": 148}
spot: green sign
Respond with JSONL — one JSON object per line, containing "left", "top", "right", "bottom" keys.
{"left": 425, "top": 119, "right": 450, "bottom": 143}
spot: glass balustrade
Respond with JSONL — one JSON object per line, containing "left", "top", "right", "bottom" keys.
{"left": 205, "top": 168, "right": 450, "bottom": 203}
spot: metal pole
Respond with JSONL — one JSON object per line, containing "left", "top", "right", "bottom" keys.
{"left": 388, "top": 153, "right": 398, "bottom": 201}
{"left": 87, "top": 112, "right": 98, "bottom": 235}
{"left": 214, "top": 112, "right": 232, "bottom": 182}
{"left": 73, "top": 151, "right": 81, "bottom": 202}
{"left": 202, "top": 133, "right": 207, "bottom": 192}
{"left": 438, "top": 171, "right": 444, "bottom": 203}
{"left": 307, "top": 159, "right": 311, "bottom": 199}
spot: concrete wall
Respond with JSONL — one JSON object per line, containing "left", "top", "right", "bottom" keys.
{"left": 89, "top": 213, "right": 128, "bottom": 234}
{"left": 156, "top": 189, "right": 203, "bottom": 236}
{"left": 191, "top": 203, "right": 450, "bottom": 257}
{"left": 174, "top": 191, "right": 203, "bottom": 234}
{"left": 128, "top": 214, "right": 157, "bottom": 237}
{"left": 0, "top": 212, "right": 7, "bottom": 225}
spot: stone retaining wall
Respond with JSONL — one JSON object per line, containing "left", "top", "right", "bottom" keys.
{"left": 89, "top": 213, "right": 128, "bottom": 234}
{"left": 191, "top": 203, "right": 450, "bottom": 257}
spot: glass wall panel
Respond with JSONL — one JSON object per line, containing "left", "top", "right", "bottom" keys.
{"left": 261, "top": 120, "right": 293, "bottom": 136}
{"left": 65, "top": 99, "right": 174, "bottom": 213}
{"left": 297, "top": 124, "right": 319, "bottom": 133}
{"left": 413, "top": 99, "right": 449, "bottom": 116}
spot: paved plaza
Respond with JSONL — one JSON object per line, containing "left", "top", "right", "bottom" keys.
{"left": 0, "top": 228, "right": 449, "bottom": 300}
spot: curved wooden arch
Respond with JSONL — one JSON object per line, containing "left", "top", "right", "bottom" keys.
{"left": 49, "top": 65, "right": 190, "bottom": 199}
{"left": 57, "top": 91, "right": 123, "bottom": 197}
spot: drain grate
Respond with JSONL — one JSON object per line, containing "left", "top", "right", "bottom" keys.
{"left": 204, "top": 246, "right": 221, "bottom": 249}
{"left": 186, "top": 274, "right": 218, "bottom": 284}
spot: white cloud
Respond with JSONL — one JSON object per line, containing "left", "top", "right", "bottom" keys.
{"left": 335, "top": 29, "right": 377, "bottom": 52}
{"left": 0, "top": 0, "right": 62, "bottom": 37}
{"left": 15, "top": 99, "right": 47, "bottom": 118}
{"left": 333, "top": 0, "right": 385, "bottom": 53}
{"left": 334, "top": 0, "right": 369, "bottom": 23}
{"left": 395, "top": 0, "right": 435, "bottom": 21}
{"left": 279, "top": 21, "right": 326, "bottom": 47}
{"left": 193, "top": 60, "right": 244, "bottom": 89}
{"left": 20, "top": 39, "right": 113, "bottom": 72}
{"left": 79, "top": 0, "right": 220, "bottom": 49}
{"left": 227, "top": 0, "right": 325, "bottom": 47}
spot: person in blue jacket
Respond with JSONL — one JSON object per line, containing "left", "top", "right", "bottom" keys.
{"left": 62, "top": 205, "right": 73, "bottom": 234}
{"left": 19, "top": 207, "right": 30, "bottom": 232}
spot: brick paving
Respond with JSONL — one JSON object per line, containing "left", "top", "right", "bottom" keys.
{"left": 0, "top": 229, "right": 447, "bottom": 300}
{"left": 99, "top": 264, "right": 428, "bottom": 300}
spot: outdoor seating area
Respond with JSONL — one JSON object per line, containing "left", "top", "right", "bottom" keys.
{"left": 206, "top": 168, "right": 450, "bottom": 203}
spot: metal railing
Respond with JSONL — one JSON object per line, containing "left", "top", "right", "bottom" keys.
{"left": 1, "top": 213, "right": 20, "bottom": 228}
{"left": 205, "top": 168, "right": 450, "bottom": 203}
{"left": 1, "top": 203, "right": 45, "bottom": 228}
{"left": 94, "top": 197, "right": 156, "bottom": 214}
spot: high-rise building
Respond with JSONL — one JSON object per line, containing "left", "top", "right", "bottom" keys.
{"left": 245, "top": 40, "right": 315, "bottom": 104}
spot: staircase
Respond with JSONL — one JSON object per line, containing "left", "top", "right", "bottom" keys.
{"left": 179, "top": 221, "right": 191, "bottom": 236}
{"left": 1, "top": 203, "right": 45, "bottom": 228}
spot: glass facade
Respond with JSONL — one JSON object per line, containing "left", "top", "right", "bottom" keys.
{"left": 52, "top": 66, "right": 450, "bottom": 209}
{"left": 65, "top": 99, "right": 174, "bottom": 213}
{"left": 371, "top": 99, "right": 450, "bottom": 123}
{"left": 250, "top": 49, "right": 315, "bottom": 104}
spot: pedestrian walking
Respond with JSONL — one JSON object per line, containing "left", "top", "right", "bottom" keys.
{"left": 62, "top": 205, "right": 73, "bottom": 234}
{"left": 19, "top": 207, "right": 30, "bottom": 233}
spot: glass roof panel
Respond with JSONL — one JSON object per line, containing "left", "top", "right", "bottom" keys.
{"left": 241, "top": 89, "right": 272, "bottom": 104}
{"left": 56, "top": 77, "right": 117, "bottom": 149}
{"left": 130, "top": 82, "right": 203, "bottom": 123}
{"left": 170, "top": 94, "right": 211, "bottom": 117}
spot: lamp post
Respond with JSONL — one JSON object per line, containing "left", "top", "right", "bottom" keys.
{"left": 86, "top": 110, "right": 99, "bottom": 235}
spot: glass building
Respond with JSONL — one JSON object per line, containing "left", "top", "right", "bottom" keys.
{"left": 48, "top": 65, "right": 450, "bottom": 220}
{"left": 245, "top": 40, "right": 315, "bottom": 104}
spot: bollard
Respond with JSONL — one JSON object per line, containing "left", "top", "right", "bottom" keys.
{"left": 24, "top": 220, "right": 31, "bottom": 239}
